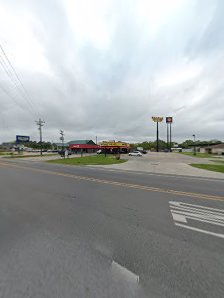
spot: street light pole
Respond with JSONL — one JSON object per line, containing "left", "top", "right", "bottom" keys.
{"left": 193, "top": 134, "right": 196, "bottom": 155}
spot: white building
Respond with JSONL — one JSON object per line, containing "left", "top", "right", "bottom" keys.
{"left": 200, "top": 144, "right": 224, "bottom": 155}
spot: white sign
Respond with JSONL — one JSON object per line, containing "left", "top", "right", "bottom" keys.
{"left": 170, "top": 201, "right": 224, "bottom": 239}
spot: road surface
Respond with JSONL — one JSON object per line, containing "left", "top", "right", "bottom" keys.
{"left": 0, "top": 159, "right": 223, "bottom": 297}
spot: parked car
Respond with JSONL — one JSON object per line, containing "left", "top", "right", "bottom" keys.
{"left": 58, "top": 150, "right": 72, "bottom": 157}
{"left": 97, "top": 149, "right": 102, "bottom": 154}
{"left": 129, "top": 151, "right": 143, "bottom": 157}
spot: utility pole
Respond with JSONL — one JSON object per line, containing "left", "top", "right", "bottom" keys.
{"left": 35, "top": 118, "right": 45, "bottom": 156}
{"left": 60, "top": 130, "right": 65, "bottom": 158}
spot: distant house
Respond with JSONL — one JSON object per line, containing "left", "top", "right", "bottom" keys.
{"left": 200, "top": 144, "right": 224, "bottom": 155}
{"left": 0, "top": 142, "right": 16, "bottom": 150}
{"left": 55, "top": 142, "right": 69, "bottom": 150}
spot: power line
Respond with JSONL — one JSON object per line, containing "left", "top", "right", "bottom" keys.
{"left": 0, "top": 44, "right": 39, "bottom": 117}
{"left": 0, "top": 44, "right": 37, "bottom": 107}
{"left": 0, "top": 53, "right": 35, "bottom": 117}
{"left": 0, "top": 82, "right": 28, "bottom": 112}
{"left": 0, "top": 55, "right": 34, "bottom": 112}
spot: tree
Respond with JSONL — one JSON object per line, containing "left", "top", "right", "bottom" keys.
{"left": 135, "top": 140, "right": 168, "bottom": 151}
{"left": 178, "top": 140, "right": 194, "bottom": 149}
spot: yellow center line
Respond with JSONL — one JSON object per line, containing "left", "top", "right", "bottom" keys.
{"left": 1, "top": 161, "right": 224, "bottom": 202}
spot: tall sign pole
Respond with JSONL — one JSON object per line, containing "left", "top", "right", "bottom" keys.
{"left": 35, "top": 119, "right": 45, "bottom": 156}
{"left": 167, "top": 123, "right": 169, "bottom": 151}
{"left": 166, "top": 117, "right": 173, "bottom": 152}
{"left": 156, "top": 122, "right": 159, "bottom": 152}
{"left": 152, "top": 117, "right": 163, "bottom": 152}
{"left": 170, "top": 122, "right": 172, "bottom": 151}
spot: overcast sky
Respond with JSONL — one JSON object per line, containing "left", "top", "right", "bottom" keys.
{"left": 0, "top": 0, "right": 223, "bottom": 143}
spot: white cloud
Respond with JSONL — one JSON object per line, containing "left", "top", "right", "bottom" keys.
{"left": 63, "top": 0, "right": 112, "bottom": 50}
{"left": 0, "top": 0, "right": 223, "bottom": 143}
{"left": 0, "top": 6, "right": 51, "bottom": 75}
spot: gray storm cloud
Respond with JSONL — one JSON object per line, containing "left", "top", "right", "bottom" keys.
{"left": 0, "top": 0, "right": 223, "bottom": 143}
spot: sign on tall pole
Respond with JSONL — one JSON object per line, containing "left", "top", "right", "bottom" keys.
{"left": 152, "top": 117, "right": 163, "bottom": 152}
{"left": 166, "top": 117, "right": 173, "bottom": 152}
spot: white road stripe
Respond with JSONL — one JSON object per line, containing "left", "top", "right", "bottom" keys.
{"left": 171, "top": 213, "right": 187, "bottom": 223}
{"left": 170, "top": 201, "right": 224, "bottom": 239}
{"left": 175, "top": 223, "right": 224, "bottom": 239}
{"left": 111, "top": 261, "right": 139, "bottom": 283}
{"left": 170, "top": 205, "right": 224, "bottom": 217}
{"left": 171, "top": 210, "right": 224, "bottom": 226}
{"left": 170, "top": 201, "right": 224, "bottom": 213}
{"left": 173, "top": 213, "right": 224, "bottom": 227}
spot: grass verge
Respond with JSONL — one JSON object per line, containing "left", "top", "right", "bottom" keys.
{"left": 4, "top": 153, "right": 58, "bottom": 158}
{"left": 179, "top": 152, "right": 217, "bottom": 158}
{"left": 47, "top": 155, "right": 127, "bottom": 165}
{"left": 210, "top": 160, "right": 224, "bottom": 164}
{"left": 190, "top": 164, "right": 224, "bottom": 173}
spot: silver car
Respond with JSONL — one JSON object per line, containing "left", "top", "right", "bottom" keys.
{"left": 129, "top": 151, "right": 143, "bottom": 156}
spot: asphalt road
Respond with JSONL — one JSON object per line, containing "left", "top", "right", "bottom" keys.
{"left": 0, "top": 159, "right": 224, "bottom": 297}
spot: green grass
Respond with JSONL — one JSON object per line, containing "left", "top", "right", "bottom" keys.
{"left": 210, "top": 160, "right": 224, "bottom": 164}
{"left": 4, "top": 153, "right": 58, "bottom": 158}
{"left": 179, "top": 152, "right": 217, "bottom": 158}
{"left": 190, "top": 164, "right": 224, "bottom": 173}
{"left": 0, "top": 152, "right": 11, "bottom": 155}
{"left": 47, "top": 155, "right": 127, "bottom": 166}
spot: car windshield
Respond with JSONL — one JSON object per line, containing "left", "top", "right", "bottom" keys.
{"left": 0, "top": 1, "right": 224, "bottom": 298}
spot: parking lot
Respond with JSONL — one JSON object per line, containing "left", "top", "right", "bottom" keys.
{"left": 98, "top": 152, "right": 224, "bottom": 179}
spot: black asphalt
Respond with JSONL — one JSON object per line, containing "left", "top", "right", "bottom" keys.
{"left": 0, "top": 160, "right": 224, "bottom": 297}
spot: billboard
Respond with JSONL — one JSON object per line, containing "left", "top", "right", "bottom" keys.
{"left": 16, "top": 135, "right": 30, "bottom": 143}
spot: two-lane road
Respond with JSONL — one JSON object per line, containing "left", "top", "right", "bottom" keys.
{"left": 0, "top": 159, "right": 224, "bottom": 297}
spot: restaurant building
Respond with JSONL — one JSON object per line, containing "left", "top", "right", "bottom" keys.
{"left": 68, "top": 140, "right": 130, "bottom": 154}
{"left": 99, "top": 141, "right": 130, "bottom": 154}
{"left": 68, "top": 140, "right": 99, "bottom": 153}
